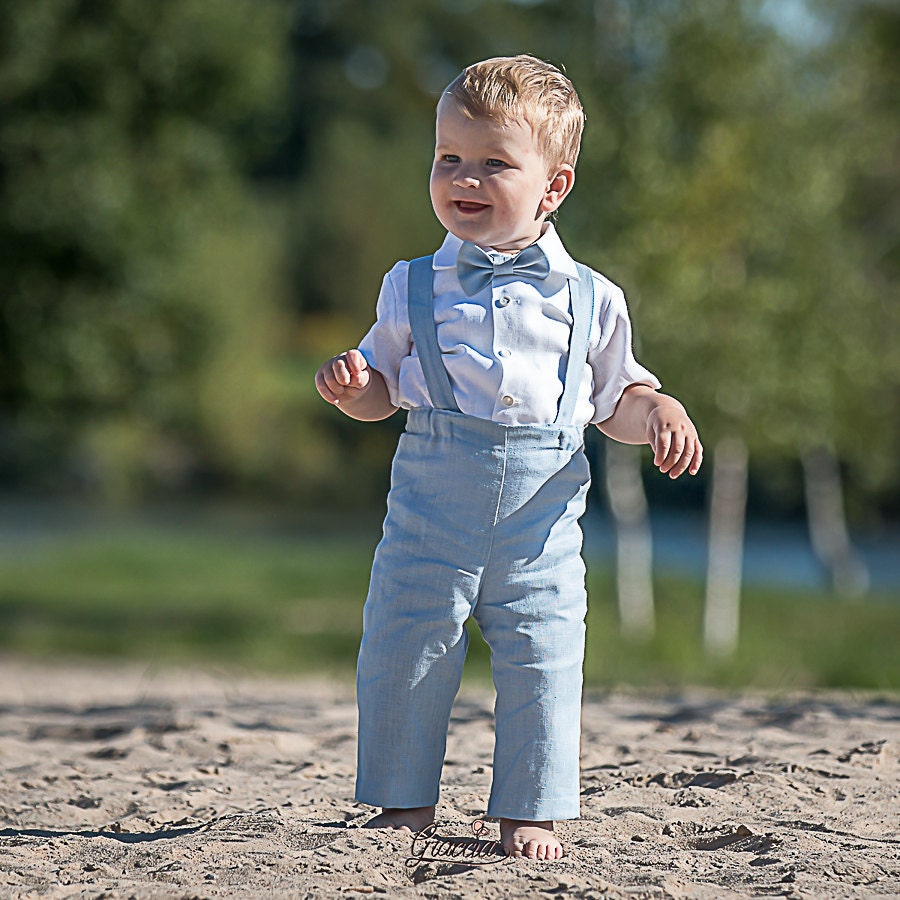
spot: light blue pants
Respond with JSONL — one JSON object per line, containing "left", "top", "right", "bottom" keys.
{"left": 356, "top": 407, "right": 590, "bottom": 820}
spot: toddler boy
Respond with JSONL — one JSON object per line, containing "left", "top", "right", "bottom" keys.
{"left": 315, "top": 55, "right": 702, "bottom": 860}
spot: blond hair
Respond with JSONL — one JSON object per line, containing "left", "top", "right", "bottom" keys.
{"left": 443, "top": 55, "right": 585, "bottom": 172}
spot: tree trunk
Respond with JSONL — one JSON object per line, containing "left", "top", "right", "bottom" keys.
{"left": 704, "top": 436, "right": 748, "bottom": 658}
{"left": 604, "top": 440, "right": 655, "bottom": 641}
{"left": 801, "top": 444, "right": 869, "bottom": 599}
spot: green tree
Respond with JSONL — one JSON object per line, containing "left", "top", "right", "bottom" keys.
{"left": 567, "top": 0, "right": 898, "bottom": 644}
{"left": 0, "top": 0, "right": 287, "bottom": 496}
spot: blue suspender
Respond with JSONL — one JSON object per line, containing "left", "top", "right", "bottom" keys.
{"left": 407, "top": 256, "right": 461, "bottom": 413}
{"left": 554, "top": 262, "right": 594, "bottom": 426}
{"left": 406, "top": 255, "right": 595, "bottom": 426}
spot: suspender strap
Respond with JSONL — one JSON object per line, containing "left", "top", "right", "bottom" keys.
{"left": 554, "top": 262, "right": 595, "bottom": 426}
{"left": 406, "top": 256, "right": 460, "bottom": 413}
{"left": 408, "top": 255, "right": 594, "bottom": 424}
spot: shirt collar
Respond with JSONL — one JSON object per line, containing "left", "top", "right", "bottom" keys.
{"left": 431, "top": 222, "right": 581, "bottom": 280}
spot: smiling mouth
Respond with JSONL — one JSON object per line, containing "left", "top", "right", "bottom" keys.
{"left": 453, "top": 200, "right": 489, "bottom": 213}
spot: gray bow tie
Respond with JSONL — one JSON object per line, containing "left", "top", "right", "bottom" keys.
{"left": 456, "top": 241, "right": 551, "bottom": 296}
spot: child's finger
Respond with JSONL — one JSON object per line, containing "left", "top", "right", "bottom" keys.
{"left": 332, "top": 357, "right": 352, "bottom": 386}
{"left": 345, "top": 348, "right": 367, "bottom": 376}
{"left": 667, "top": 439, "right": 695, "bottom": 479}
{"left": 660, "top": 432, "right": 686, "bottom": 474}
{"left": 344, "top": 351, "right": 372, "bottom": 390}
{"left": 689, "top": 439, "right": 704, "bottom": 475}
{"left": 666, "top": 435, "right": 705, "bottom": 479}
{"left": 315, "top": 367, "right": 341, "bottom": 404}
{"left": 653, "top": 431, "right": 671, "bottom": 467}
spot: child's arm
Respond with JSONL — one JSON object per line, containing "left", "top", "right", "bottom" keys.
{"left": 315, "top": 348, "right": 398, "bottom": 422}
{"left": 597, "top": 384, "right": 703, "bottom": 479}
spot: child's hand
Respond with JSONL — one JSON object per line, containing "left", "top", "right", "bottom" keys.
{"left": 315, "top": 349, "right": 372, "bottom": 405}
{"left": 646, "top": 404, "right": 703, "bottom": 479}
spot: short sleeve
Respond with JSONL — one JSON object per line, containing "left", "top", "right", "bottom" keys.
{"left": 588, "top": 276, "right": 661, "bottom": 424}
{"left": 357, "top": 262, "right": 412, "bottom": 409}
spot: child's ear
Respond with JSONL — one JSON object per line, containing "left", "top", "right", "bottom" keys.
{"left": 541, "top": 165, "right": 575, "bottom": 213}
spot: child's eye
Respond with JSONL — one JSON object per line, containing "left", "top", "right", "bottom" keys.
{"left": 441, "top": 154, "right": 460, "bottom": 163}
{"left": 486, "top": 158, "right": 508, "bottom": 168}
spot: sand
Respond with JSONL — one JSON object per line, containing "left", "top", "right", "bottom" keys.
{"left": 0, "top": 660, "right": 897, "bottom": 899}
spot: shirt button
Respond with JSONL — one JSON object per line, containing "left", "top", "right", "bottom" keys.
{"left": 501, "top": 394, "right": 515, "bottom": 407}
{"left": 497, "top": 295, "right": 511, "bottom": 307}
{"left": 498, "top": 349, "right": 511, "bottom": 358}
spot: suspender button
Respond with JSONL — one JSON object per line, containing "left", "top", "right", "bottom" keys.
{"left": 501, "top": 394, "right": 515, "bottom": 407}
{"left": 497, "top": 295, "right": 511, "bottom": 307}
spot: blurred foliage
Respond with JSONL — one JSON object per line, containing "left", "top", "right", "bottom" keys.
{"left": 0, "top": 0, "right": 290, "bottom": 498}
{"left": 575, "top": 1, "right": 900, "bottom": 496}
{"left": 0, "top": 519, "right": 897, "bottom": 687}
{"left": 0, "top": 0, "right": 897, "bottom": 515}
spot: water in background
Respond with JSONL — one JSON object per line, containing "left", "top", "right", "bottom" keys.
{"left": 1, "top": 497, "right": 898, "bottom": 594}
{"left": 584, "top": 508, "right": 900, "bottom": 593}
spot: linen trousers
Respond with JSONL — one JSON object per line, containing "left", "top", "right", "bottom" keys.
{"left": 356, "top": 407, "right": 590, "bottom": 820}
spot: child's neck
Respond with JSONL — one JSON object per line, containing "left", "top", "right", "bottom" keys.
{"left": 477, "top": 222, "right": 549, "bottom": 255}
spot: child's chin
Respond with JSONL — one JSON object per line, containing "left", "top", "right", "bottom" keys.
{"left": 448, "top": 222, "right": 495, "bottom": 246}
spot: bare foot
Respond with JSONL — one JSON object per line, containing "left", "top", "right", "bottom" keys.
{"left": 500, "top": 818, "right": 564, "bottom": 860}
{"left": 363, "top": 805, "right": 435, "bottom": 833}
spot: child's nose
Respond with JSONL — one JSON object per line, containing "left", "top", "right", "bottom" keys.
{"left": 452, "top": 168, "right": 480, "bottom": 188}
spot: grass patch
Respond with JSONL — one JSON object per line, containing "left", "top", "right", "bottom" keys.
{"left": 1, "top": 518, "right": 897, "bottom": 689}
{"left": 580, "top": 572, "right": 900, "bottom": 690}
{"left": 0, "top": 522, "right": 373, "bottom": 675}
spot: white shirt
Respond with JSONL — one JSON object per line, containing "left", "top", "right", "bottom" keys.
{"left": 357, "top": 223, "right": 660, "bottom": 427}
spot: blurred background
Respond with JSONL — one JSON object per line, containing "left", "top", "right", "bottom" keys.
{"left": 1, "top": 0, "right": 897, "bottom": 689}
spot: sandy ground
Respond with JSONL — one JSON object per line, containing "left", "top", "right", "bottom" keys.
{"left": 0, "top": 660, "right": 897, "bottom": 899}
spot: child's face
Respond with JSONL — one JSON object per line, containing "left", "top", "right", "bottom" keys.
{"left": 429, "top": 98, "right": 573, "bottom": 252}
